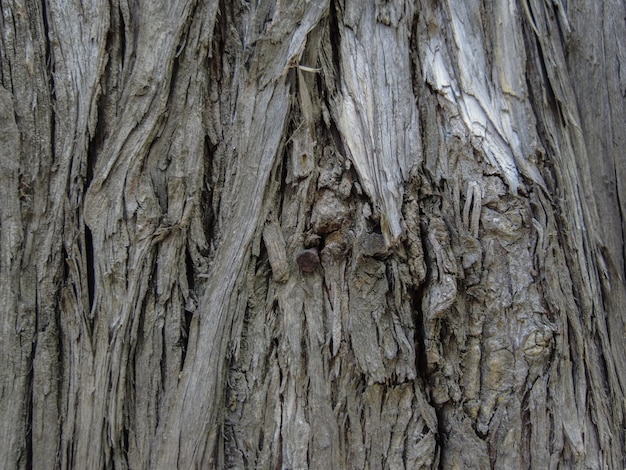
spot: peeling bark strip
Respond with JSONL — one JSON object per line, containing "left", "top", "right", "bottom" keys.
{"left": 1, "top": 0, "right": 626, "bottom": 468}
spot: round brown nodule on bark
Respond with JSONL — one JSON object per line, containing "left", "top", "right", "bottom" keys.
{"left": 296, "top": 248, "right": 320, "bottom": 273}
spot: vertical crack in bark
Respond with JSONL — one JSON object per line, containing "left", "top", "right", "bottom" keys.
{"left": 201, "top": 135, "right": 217, "bottom": 245}
{"left": 25, "top": 349, "right": 34, "bottom": 469}
{"left": 410, "top": 277, "right": 429, "bottom": 381}
{"left": 84, "top": 225, "right": 96, "bottom": 323}
{"left": 180, "top": 248, "right": 194, "bottom": 368}
{"left": 118, "top": 2, "right": 127, "bottom": 73}
{"left": 40, "top": 1, "right": 57, "bottom": 209}
{"left": 327, "top": 0, "right": 343, "bottom": 86}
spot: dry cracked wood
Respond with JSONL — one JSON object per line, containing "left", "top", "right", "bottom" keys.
{"left": 1, "top": 0, "right": 625, "bottom": 468}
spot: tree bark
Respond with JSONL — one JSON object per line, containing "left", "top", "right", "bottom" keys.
{"left": 1, "top": 0, "right": 625, "bottom": 468}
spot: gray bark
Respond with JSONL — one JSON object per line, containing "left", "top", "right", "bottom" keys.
{"left": 1, "top": 0, "right": 625, "bottom": 468}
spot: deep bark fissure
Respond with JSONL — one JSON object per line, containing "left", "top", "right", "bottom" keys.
{"left": 117, "top": 2, "right": 127, "bottom": 74}
{"left": 410, "top": 283, "right": 429, "bottom": 380}
{"left": 180, "top": 248, "right": 194, "bottom": 367}
{"left": 199, "top": 135, "right": 216, "bottom": 253}
{"left": 84, "top": 224, "right": 96, "bottom": 317}
{"left": 614, "top": 166, "right": 626, "bottom": 269}
{"left": 25, "top": 354, "right": 33, "bottom": 470}
{"left": 40, "top": 0, "right": 54, "bottom": 100}
{"left": 327, "top": 0, "right": 343, "bottom": 85}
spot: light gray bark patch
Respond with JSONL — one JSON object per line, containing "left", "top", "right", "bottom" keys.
{"left": 326, "top": 1, "right": 421, "bottom": 245}
{"left": 0, "top": 86, "right": 20, "bottom": 177}
{"left": 310, "top": 189, "right": 349, "bottom": 235}
{"left": 0, "top": 85, "right": 31, "bottom": 470}
{"left": 263, "top": 219, "right": 290, "bottom": 282}
{"left": 348, "top": 257, "right": 388, "bottom": 383}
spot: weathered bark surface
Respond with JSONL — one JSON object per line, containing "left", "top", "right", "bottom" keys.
{"left": 1, "top": 0, "right": 625, "bottom": 468}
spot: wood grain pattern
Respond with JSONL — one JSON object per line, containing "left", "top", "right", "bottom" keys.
{"left": 1, "top": 0, "right": 625, "bottom": 468}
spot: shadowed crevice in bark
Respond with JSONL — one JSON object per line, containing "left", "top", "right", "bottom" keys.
{"left": 84, "top": 225, "right": 96, "bottom": 318}
{"left": 327, "top": 0, "right": 343, "bottom": 85}
{"left": 180, "top": 247, "right": 194, "bottom": 368}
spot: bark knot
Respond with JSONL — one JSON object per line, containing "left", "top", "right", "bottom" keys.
{"left": 296, "top": 248, "right": 320, "bottom": 273}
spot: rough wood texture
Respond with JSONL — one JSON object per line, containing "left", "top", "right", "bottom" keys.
{"left": 1, "top": 0, "right": 625, "bottom": 468}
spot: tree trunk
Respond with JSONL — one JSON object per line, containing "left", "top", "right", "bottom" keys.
{"left": 1, "top": 0, "right": 625, "bottom": 468}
